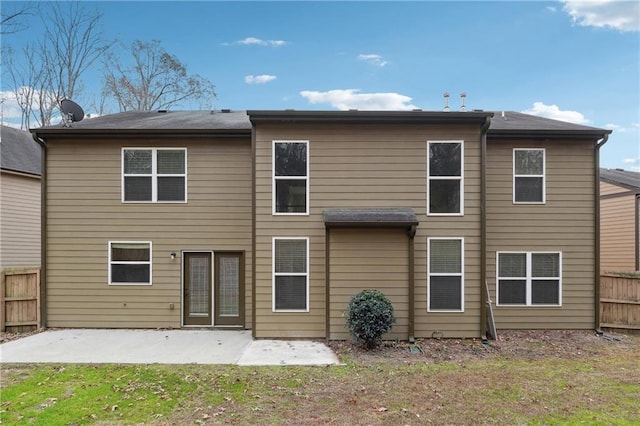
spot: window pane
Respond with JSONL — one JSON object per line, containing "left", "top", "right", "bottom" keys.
{"left": 275, "top": 276, "right": 307, "bottom": 310}
{"left": 499, "top": 253, "right": 526, "bottom": 277}
{"left": 532, "top": 280, "right": 559, "bottom": 304}
{"left": 532, "top": 253, "right": 559, "bottom": 277}
{"left": 429, "top": 180, "right": 460, "bottom": 213}
{"left": 515, "top": 177, "right": 543, "bottom": 202}
{"left": 124, "top": 150, "right": 152, "bottom": 174}
{"left": 189, "top": 256, "right": 209, "bottom": 316}
{"left": 219, "top": 256, "right": 239, "bottom": 317}
{"left": 498, "top": 279, "right": 526, "bottom": 304}
{"left": 430, "top": 239, "right": 461, "bottom": 273}
{"left": 275, "top": 239, "right": 307, "bottom": 273}
{"left": 157, "top": 177, "right": 185, "bottom": 201}
{"left": 124, "top": 176, "right": 152, "bottom": 201}
{"left": 111, "top": 264, "right": 150, "bottom": 283}
{"left": 157, "top": 150, "right": 185, "bottom": 174}
{"left": 430, "top": 276, "right": 462, "bottom": 310}
{"left": 111, "top": 244, "right": 150, "bottom": 261}
{"left": 515, "top": 150, "right": 543, "bottom": 175}
{"left": 275, "top": 143, "right": 307, "bottom": 176}
{"left": 275, "top": 180, "right": 307, "bottom": 213}
{"left": 429, "top": 143, "right": 461, "bottom": 176}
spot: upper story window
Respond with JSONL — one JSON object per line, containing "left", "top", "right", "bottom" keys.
{"left": 428, "top": 237, "right": 464, "bottom": 312}
{"left": 513, "top": 149, "right": 545, "bottom": 204}
{"left": 122, "top": 148, "right": 187, "bottom": 203}
{"left": 109, "top": 241, "right": 152, "bottom": 285}
{"left": 428, "top": 141, "right": 463, "bottom": 215}
{"left": 273, "top": 141, "right": 308, "bottom": 215}
{"left": 497, "top": 252, "right": 561, "bottom": 306}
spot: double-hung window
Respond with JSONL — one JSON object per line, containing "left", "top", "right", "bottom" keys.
{"left": 428, "top": 238, "right": 464, "bottom": 311}
{"left": 109, "top": 241, "right": 152, "bottom": 285}
{"left": 273, "top": 238, "right": 309, "bottom": 311}
{"left": 122, "top": 148, "right": 187, "bottom": 202}
{"left": 273, "top": 141, "right": 308, "bottom": 214}
{"left": 513, "top": 149, "right": 545, "bottom": 203}
{"left": 497, "top": 252, "right": 561, "bottom": 306}
{"left": 428, "top": 141, "right": 463, "bottom": 215}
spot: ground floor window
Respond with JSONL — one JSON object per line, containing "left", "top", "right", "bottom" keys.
{"left": 273, "top": 237, "right": 309, "bottom": 312}
{"left": 109, "top": 241, "right": 152, "bottom": 285}
{"left": 497, "top": 252, "right": 561, "bottom": 306}
{"left": 428, "top": 237, "right": 464, "bottom": 312}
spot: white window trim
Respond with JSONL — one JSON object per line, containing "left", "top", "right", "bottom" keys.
{"left": 122, "top": 147, "right": 188, "bottom": 203}
{"left": 427, "top": 237, "right": 464, "bottom": 312}
{"left": 108, "top": 240, "right": 152, "bottom": 286}
{"left": 272, "top": 237, "right": 310, "bottom": 312}
{"left": 272, "top": 140, "right": 309, "bottom": 216}
{"left": 513, "top": 148, "right": 545, "bottom": 204}
{"left": 427, "top": 140, "right": 464, "bottom": 216}
{"left": 496, "top": 251, "right": 562, "bottom": 307}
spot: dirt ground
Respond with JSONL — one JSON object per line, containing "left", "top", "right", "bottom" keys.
{"left": 329, "top": 329, "right": 638, "bottom": 364}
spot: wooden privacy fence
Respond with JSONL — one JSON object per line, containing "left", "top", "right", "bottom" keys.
{"left": 600, "top": 274, "right": 640, "bottom": 335}
{"left": 0, "top": 269, "right": 41, "bottom": 332}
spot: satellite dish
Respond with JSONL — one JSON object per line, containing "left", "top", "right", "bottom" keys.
{"left": 60, "top": 99, "right": 85, "bottom": 126}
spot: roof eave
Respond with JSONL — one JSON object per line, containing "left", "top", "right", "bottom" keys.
{"left": 249, "top": 110, "right": 494, "bottom": 125}
{"left": 488, "top": 129, "right": 612, "bottom": 139}
{"left": 32, "top": 128, "right": 251, "bottom": 139}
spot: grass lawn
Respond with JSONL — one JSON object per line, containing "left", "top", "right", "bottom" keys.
{"left": 1, "top": 333, "right": 639, "bottom": 425}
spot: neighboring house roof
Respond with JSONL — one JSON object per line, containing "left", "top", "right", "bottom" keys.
{"left": 32, "top": 109, "right": 610, "bottom": 139}
{"left": 600, "top": 168, "right": 640, "bottom": 191}
{"left": 1, "top": 125, "right": 42, "bottom": 176}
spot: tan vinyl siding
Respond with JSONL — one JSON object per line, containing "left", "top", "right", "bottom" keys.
{"left": 0, "top": 172, "right": 41, "bottom": 269}
{"left": 254, "top": 122, "right": 483, "bottom": 339}
{"left": 45, "top": 138, "right": 252, "bottom": 328}
{"left": 600, "top": 181, "right": 638, "bottom": 272}
{"left": 486, "top": 139, "right": 596, "bottom": 329}
{"left": 329, "top": 229, "right": 409, "bottom": 340}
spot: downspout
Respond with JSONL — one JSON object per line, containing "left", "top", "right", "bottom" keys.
{"left": 480, "top": 116, "right": 491, "bottom": 340}
{"left": 31, "top": 131, "right": 47, "bottom": 329}
{"left": 251, "top": 123, "right": 257, "bottom": 337}
{"left": 407, "top": 224, "right": 417, "bottom": 343}
{"left": 594, "top": 134, "right": 609, "bottom": 332}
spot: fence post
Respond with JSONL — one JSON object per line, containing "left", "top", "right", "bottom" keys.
{"left": 0, "top": 271, "right": 5, "bottom": 332}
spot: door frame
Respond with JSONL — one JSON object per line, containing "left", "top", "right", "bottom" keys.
{"left": 180, "top": 250, "right": 245, "bottom": 327}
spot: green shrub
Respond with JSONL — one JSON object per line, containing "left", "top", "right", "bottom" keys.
{"left": 345, "top": 289, "right": 396, "bottom": 349}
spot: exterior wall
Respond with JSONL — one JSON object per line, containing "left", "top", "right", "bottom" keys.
{"left": 486, "top": 139, "right": 596, "bottom": 329}
{"left": 45, "top": 137, "right": 252, "bottom": 328}
{"left": 254, "top": 122, "right": 483, "bottom": 339}
{"left": 600, "top": 181, "right": 638, "bottom": 272}
{"left": 0, "top": 171, "right": 41, "bottom": 269}
{"left": 329, "top": 228, "right": 409, "bottom": 340}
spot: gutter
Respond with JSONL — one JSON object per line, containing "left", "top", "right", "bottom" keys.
{"left": 479, "top": 116, "right": 491, "bottom": 340}
{"left": 31, "top": 130, "right": 47, "bottom": 329}
{"left": 594, "top": 134, "right": 609, "bottom": 332}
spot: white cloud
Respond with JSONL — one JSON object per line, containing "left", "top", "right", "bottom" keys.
{"left": 546, "top": 6, "right": 557, "bottom": 13}
{"left": 623, "top": 158, "right": 640, "bottom": 171}
{"left": 522, "top": 101, "right": 591, "bottom": 124}
{"left": 244, "top": 75, "right": 277, "bottom": 84}
{"left": 234, "top": 37, "right": 287, "bottom": 47}
{"left": 561, "top": 0, "right": 639, "bottom": 32}
{"left": 0, "top": 90, "right": 25, "bottom": 120}
{"left": 300, "top": 89, "right": 418, "bottom": 110}
{"left": 358, "top": 54, "right": 389, "bottom": 67}
{"left": 604, "top": 122, "right": 639, "bottom": 133}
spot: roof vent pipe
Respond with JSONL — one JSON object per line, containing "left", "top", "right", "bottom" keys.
{"left": 460, "top": 92, "right": 467, "bottom": 112}
{"left": 443, "top": 92, "right": 450, "bottom": 112}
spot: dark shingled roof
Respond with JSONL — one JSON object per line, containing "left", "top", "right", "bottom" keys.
{"left": 488, "top": 111, "right": 610, "bottom": 137}
{"left": 34, "top": 110, "right": 252, "bottom": 133}
{"left": 600, "top": 168, "right": 640, "bottom": 191}
{"left": 1, "top": 125, "right": 41, "bottom": 176}
{"left": 323, "top": 208, "right": 418, "bottom": 228}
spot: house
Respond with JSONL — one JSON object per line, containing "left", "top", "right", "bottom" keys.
{"left": 31, "top": 109, "right": 611, "bottom": 339}
{"left": 1, "top": 125, "right": 42, "bottom": 270}
{"left": 600, "top": 168, "right": 640, "bottom": 272}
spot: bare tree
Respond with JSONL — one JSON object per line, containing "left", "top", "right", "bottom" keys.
{"left": 1, "top": 2, "right": 37, "bottom": 35}
{"left": 2, "top": 2, "right": 111, "bottom": 127}
{"left": 103, "top": 40, "right": 216, "bottom": 112}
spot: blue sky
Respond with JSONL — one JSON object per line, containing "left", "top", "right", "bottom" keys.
{"left": 2, "top": 1, "right": 639, "bottom": 170}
